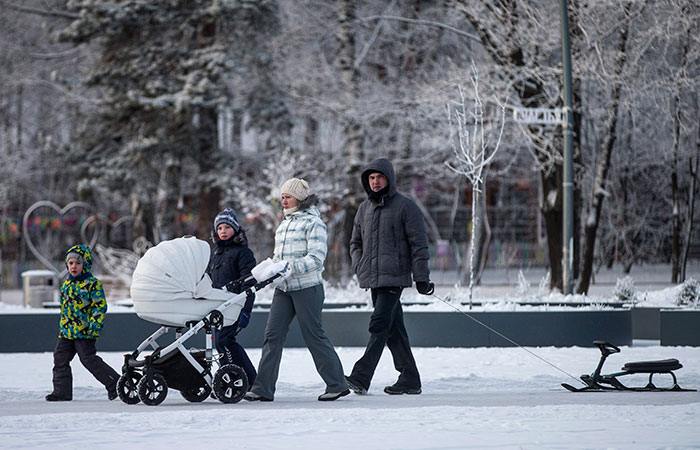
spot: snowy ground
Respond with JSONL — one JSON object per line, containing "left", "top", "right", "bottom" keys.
{"left": 1, "top": 263, "right": 698, "bottom": 448}
{"left": 1, "top": 345, "right": 699, "bottom": 449}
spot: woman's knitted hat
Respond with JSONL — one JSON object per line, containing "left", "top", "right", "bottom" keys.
{"left": 280, "top": 178, "right": 310, "bottom": 201}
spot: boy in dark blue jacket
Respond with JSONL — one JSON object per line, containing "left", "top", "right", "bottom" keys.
{"left": 207, "top": 208, "right": 257, "bottom": 385}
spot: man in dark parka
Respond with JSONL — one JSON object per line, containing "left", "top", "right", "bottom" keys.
{"left": 345, "top": 157, "right": 434, "bottom": 395}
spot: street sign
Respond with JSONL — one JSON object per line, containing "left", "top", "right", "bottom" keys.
{"left": 512, "top": 107, "right": 564, "bottom": 125}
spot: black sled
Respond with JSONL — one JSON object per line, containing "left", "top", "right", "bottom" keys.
{"left": 562, "top": 341, "right": 696, "bottom": 392}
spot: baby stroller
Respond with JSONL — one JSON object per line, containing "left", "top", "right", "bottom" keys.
{"left": 116, "top": 237, "right": 287, "bottom": 406}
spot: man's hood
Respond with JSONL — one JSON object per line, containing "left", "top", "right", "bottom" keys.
{"left": 360, "top": 158, "right": 397, "bottom": 197}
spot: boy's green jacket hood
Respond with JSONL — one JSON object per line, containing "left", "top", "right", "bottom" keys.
{"left": 65, "top": 244, "right": 93, "bottom": 274}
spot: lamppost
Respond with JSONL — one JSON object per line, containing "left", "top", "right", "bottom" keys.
{"left": 560, "top": 0, "right": 575, "bottom": 295}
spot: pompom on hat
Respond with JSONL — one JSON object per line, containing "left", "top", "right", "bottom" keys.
{"left": 280, "top": 178, "right": 310, "bottom": 201}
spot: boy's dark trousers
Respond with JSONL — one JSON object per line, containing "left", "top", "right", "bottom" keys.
{"left": 216, "top": 325, "right": 257, "bottom": 386}
{"left": 349, "top": 287, "right": 421, "bottom": 390}
{"left": 51, "top": 338, "right": 119, "bottom": 398}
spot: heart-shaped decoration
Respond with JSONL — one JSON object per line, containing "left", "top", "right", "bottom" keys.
{"left": 22, "top": 201, "right": 100, "bottom": 275}
{"left": 80, "top": 214, "right": 134, "bottom": 250}
{"left": 81, "top": 214, "right": 140, "bottom": 280}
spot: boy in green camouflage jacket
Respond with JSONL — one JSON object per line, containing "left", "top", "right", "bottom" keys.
{"left": 45, "top": 244, "right": 120, "bottom": 401}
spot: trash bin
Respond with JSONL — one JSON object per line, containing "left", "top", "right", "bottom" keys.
{"left": 21, "top": 270, "right": 57, "bottom": 308}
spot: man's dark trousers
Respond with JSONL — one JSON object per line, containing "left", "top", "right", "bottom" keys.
{"left": 349, "top": 287, "right": 421, "bottom": 390}
{"left": 52, "top": 338, "right": 119, "bottom": 398}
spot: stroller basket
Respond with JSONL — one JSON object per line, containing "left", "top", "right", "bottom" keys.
{"left": 152, "top": 349, "right": 208, "bottom": 393}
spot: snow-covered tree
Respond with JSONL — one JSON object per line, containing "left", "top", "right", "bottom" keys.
{"left": 446, "top": 65, "right": 506, "bottom": 305}
{"left": 57, "top": 0, "right": 282, "bottom": 243}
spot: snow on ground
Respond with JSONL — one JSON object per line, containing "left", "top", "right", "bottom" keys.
{"left": 1, "top": 345, "right": 699, "bottom": 449}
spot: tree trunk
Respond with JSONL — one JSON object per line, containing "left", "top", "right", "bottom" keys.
{"left": 680, "top": 99, "right": 700, "bottom": 281}
{"left": 16, "top": 84, "right": 23, "bottom": 152}
{"left": 671, "top": 10, "right": 692, "bottom": 282}
{"left": 541, "top": 167, "right": 563, "bottom": 291}
{"left": 449, "top": 177, "right": 465, "bottom": 270}
{"left": 336, "top": 0, "right": 364, "bottom": 283}
{"left": 304, "top": 116, "right": 318, "bottom": 150}
{"left": 570, "top": 0, "right": 585, "bottom": 282}
{"left": 671, "top": 135, "right": 681, "bottom": 282}
{"left": 577, "top": 2, "right": 632, "bottom": 294}
{"left": 465, "top": 184, "right": 480, "bottom": 303}
{"left": 413, "top": 195, "right": 442, "bottom": 244}
{"left": 196, "top": 187, "right": 221, "bottom": 242}
{"left": 153, "top": 158, "right": 181, "bottom": 242}
{"left": 474, "top": 185, "right": 491, "bottom": 284}
{"left": 336, "top": 0, "right": 362, "bottom": 171}
{"left": 461, "top": 181, "right": 491, "bottom": 289}
{"left": 619, "top": 112, "right": 635, "bottom": 271}
{"left": 130, "top": 191, "right": 155, "bottom": 245}
{"left": 2, "top": 95, "right": 10, "bottom": 154}
{"left": 190, "top": 106, "right": 222, "bottom": 240}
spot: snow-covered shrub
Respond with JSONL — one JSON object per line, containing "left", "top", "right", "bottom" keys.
{"left": 515, "top": 270, "right": 530, "bottom": 296}
{"left": 613, "top": 276, "right": 637, "bottom": 303}
{"left": 538, "top": 271, "right": 550, "bottom": 295}
{"left": 676, "top": 278, "right": 700, "bottom": 307}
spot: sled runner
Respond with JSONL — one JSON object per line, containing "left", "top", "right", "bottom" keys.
{"left": 562, "top": 341, "right": 696, "bottom": 392}
{"left": 117, "top": 237, "right": 288, "bottom": 406}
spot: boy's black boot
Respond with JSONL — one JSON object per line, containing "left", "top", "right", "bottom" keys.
{"left": 106, "top": 375, "right": 119, "bottom": 400}
{"left": 45, "top": 393, "right": 72, "bottom": 401}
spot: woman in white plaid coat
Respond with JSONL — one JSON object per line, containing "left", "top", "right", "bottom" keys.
{"left": 244, "top": 178, "right": 350, "bottom": 402}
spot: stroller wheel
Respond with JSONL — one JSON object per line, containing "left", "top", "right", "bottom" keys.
{"left": 213, "top": 364, "right": 249, "bottom": 404}
{"left": 181, "top": 383, "right": 212, "bottom": 403}
{"left": 138, "top": 373, "right": 168, "bottom": 406}
{"left": 117, "top": 372, "right": 142, "bottom": 405}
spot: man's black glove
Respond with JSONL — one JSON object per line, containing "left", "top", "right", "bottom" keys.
{"left": 416, "top": 281, "right": 435, "bottom": 296}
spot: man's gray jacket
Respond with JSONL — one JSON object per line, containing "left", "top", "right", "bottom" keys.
{"left": 350, "top": 158, "right": 430, "bottom": 289}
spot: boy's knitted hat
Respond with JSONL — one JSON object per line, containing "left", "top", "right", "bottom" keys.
{"left": 214, "top": 208, "right": 241, "bottom": 233}
{"left": 280, "top": 178, "right": 310, "bottom": 201}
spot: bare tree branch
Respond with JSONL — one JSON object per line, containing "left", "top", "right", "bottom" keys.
{"left": 14, "top": 78, "right": 102, "bottom": 105}
{"left": 28, "top": 47, "right": 82, "bottom": 59}
{"left": 354, "top": 0, "right": 397, "bottom": 69}
{"left": 358, "top": 14, "right": 481, "bottom": 44}
{"left": 0, "top": 0, "right": 79, "bottom": 19}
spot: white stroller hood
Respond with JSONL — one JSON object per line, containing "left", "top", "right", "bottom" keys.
{"left": 130, "top": 237, "right": 245, "bottom": 327}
